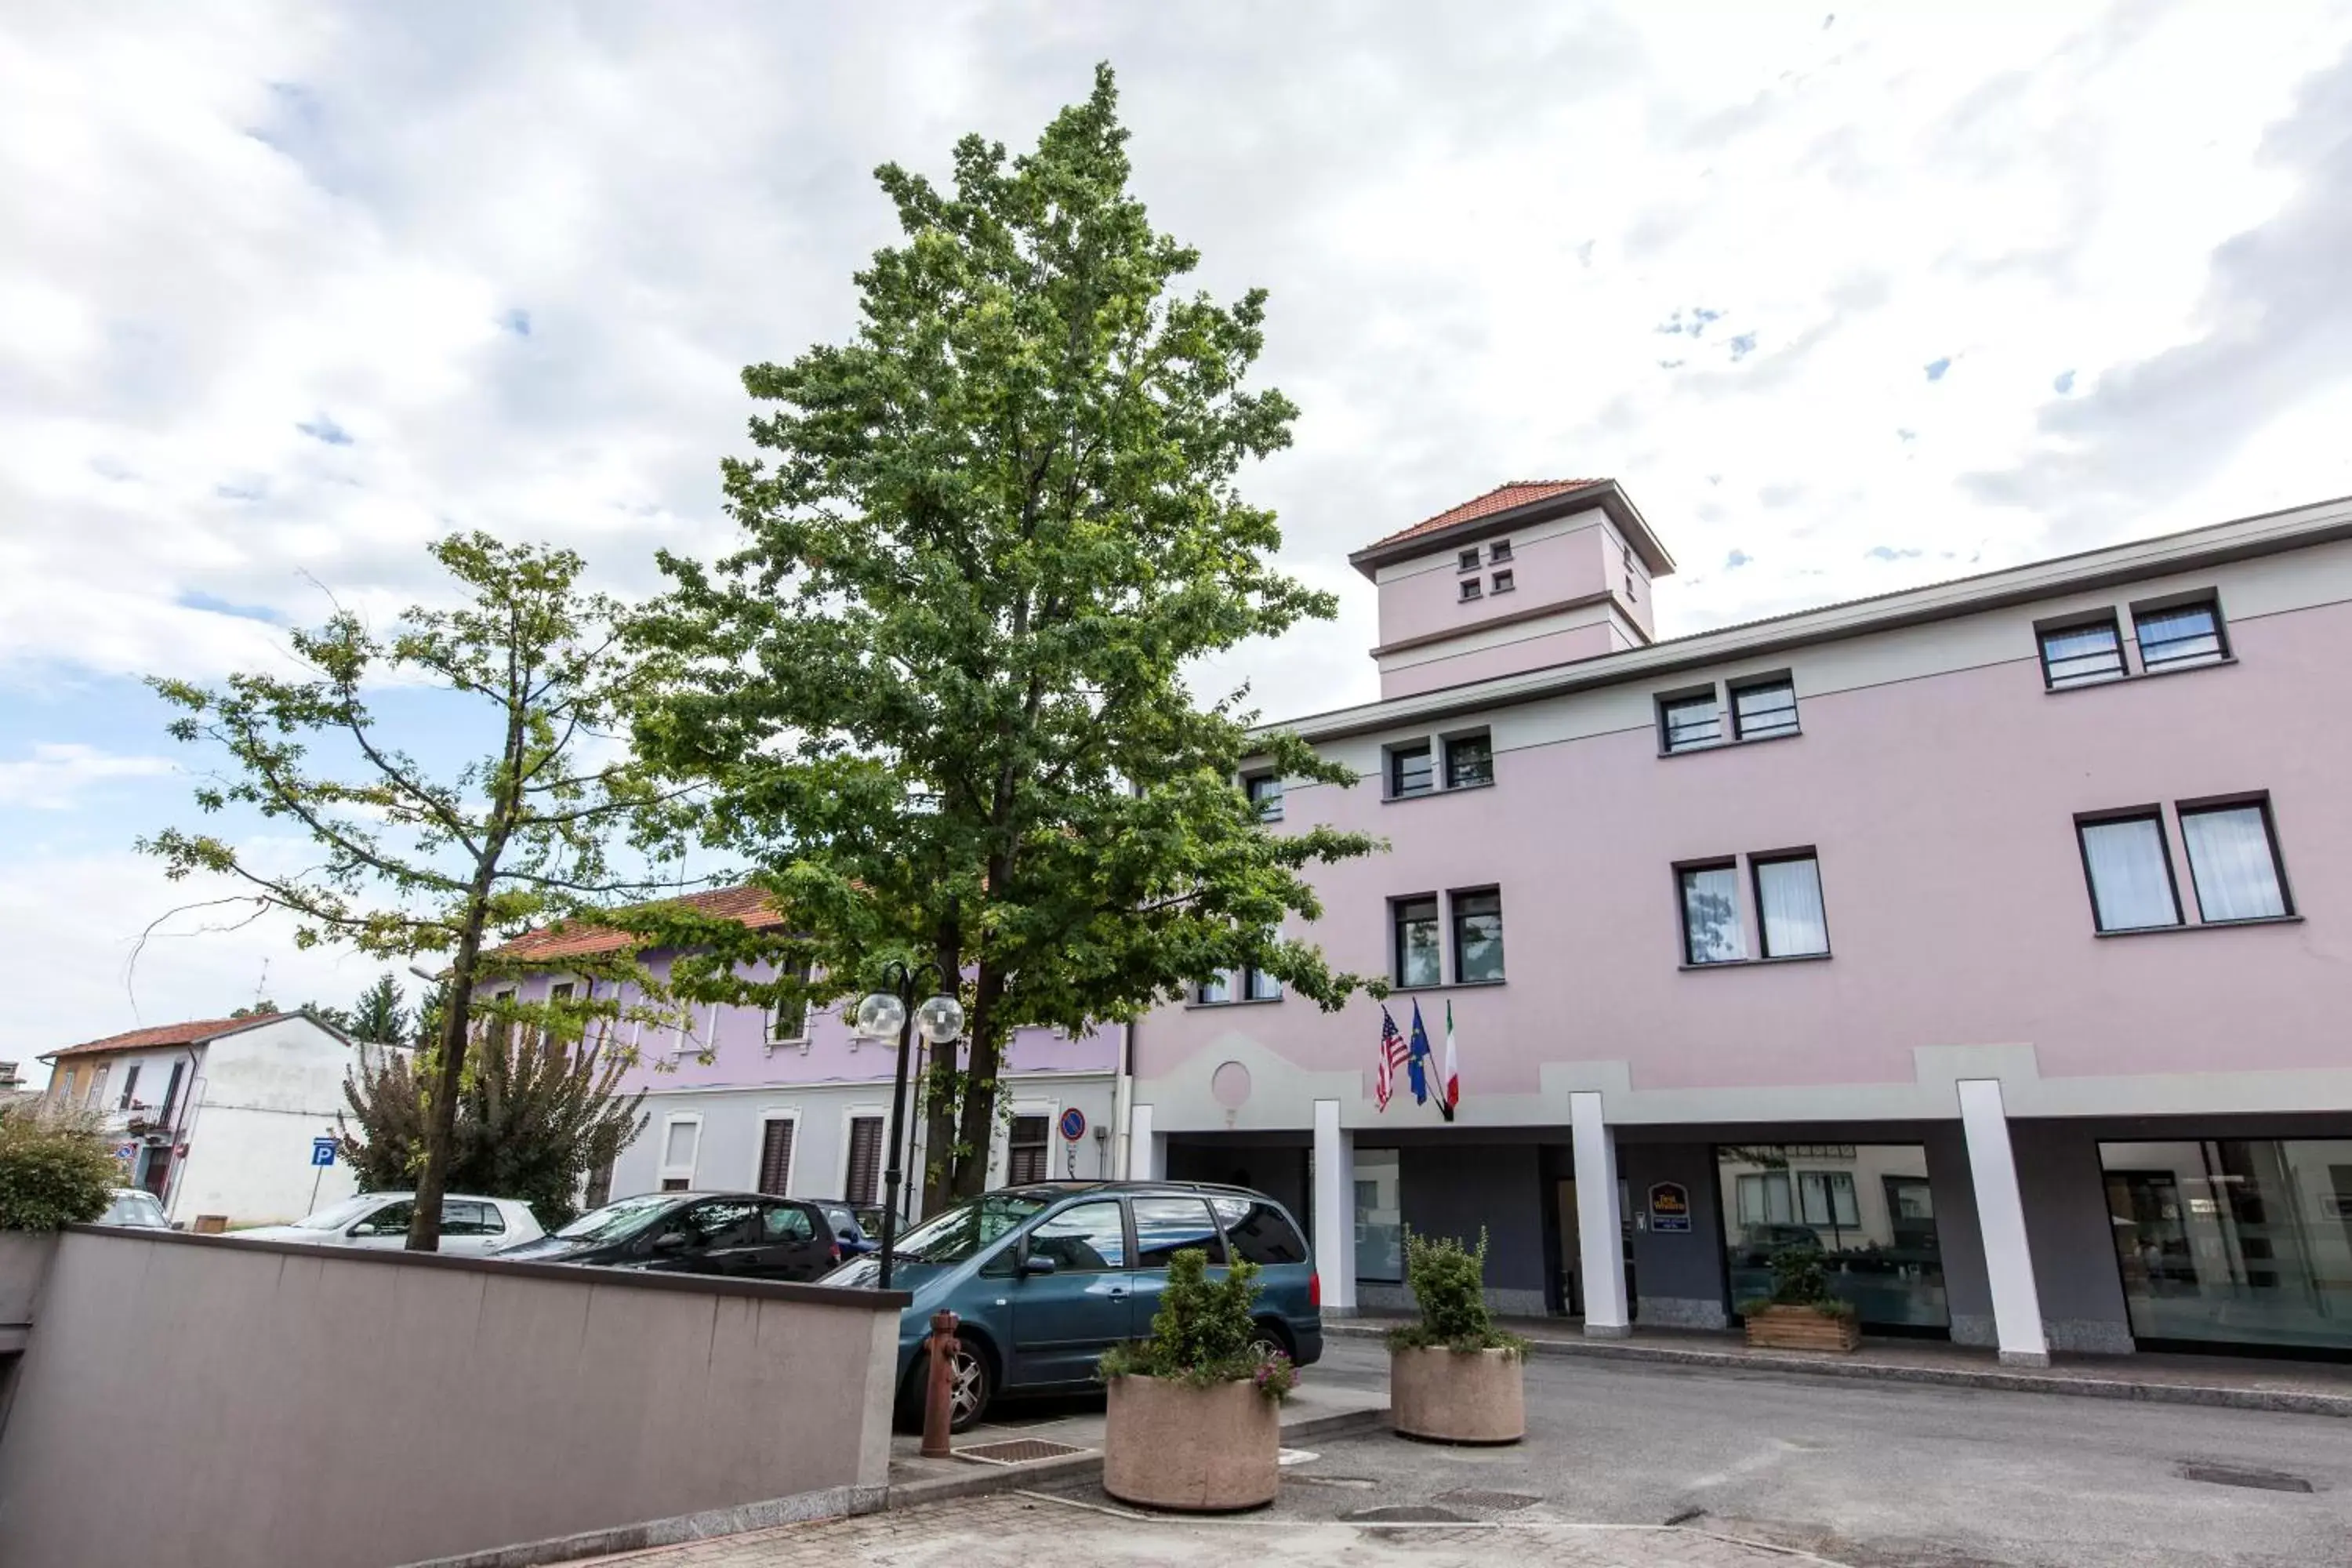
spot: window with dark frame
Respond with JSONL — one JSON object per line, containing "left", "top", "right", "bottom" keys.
{"left": 2076, "top": 812, "right": 2182, "bottom": 931}
{"left": 117, "top": 1063, "right": 140, "bottom": 1112}
{"left": 1457, "top": 546, "right": 1481, "bottom": 572}
{"left": 2134, "top": 599, "right": 2227, "bottom": 672}
{"left": 1660, "top": 692, "right": 1722, "bottom": 753}
{"left": 1245, "top": 772, "right": 1283, "bottom": 822}
{"left": 1389, "top": 742, "right": 1434, "bottom": 797}
{"left": 1489, "top": 539, "right": 1513, "bottom": 564}
{"left": 1007, "top": 1116, "right": 1051, "bottom": 1185}
{"left": 1490, "top": 569, "right": 1515, "bottom": 594}
{"left": 2179, "top": 800, "right": 2291, "bottom": 922}
{"left": 1623, "top": 543, "right": 1638, "bottom": 601}
{"left": 770, "top": 962, "right": 813, "bottom": 1042}
{"left": 1731, "top": 677, "right": 1799, "bottom": 740}
{"left": 1194, "top": 970, "right": 1233, "bottom": 1004}
{"left": 1196, "top": 960, "right": 1281, "bottom": 1004}
{"left": 1459, "top": 578, "right": 1483, "bottom": 602}
{"left": 2040, "top": 616, "right": 2127, "bottom": 688}
{"left": 1443, "top": 732, "right": 1494, "bottom": 789}
{"left": 757, "top": 1118, "right": 795, "bottom": 1196}
{"left": 843, "top": 1116, "right": 885, "bottom": 1207}
{"left": 1679, "top": 863, "right": 1744, "bottom": 964}
{"left": 1451, "top": 889, "right": 1505, "bottom": 983}
{"left": 1751, "top": 852, "right": 1829, "bottom": 957}
{"left": 1393, "top": 896, "right": 1442, "bottom": 988}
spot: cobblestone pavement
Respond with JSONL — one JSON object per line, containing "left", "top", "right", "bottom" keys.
{"left": 572, "top": 1491, "right": 1851, "bottom": 1566}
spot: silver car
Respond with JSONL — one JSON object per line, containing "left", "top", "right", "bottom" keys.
{"left": 237, "top": 1192, "right": 545, "bottom": 1256}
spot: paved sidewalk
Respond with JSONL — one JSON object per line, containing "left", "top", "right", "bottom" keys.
{"left": 1328, "top": 1312, "right": 2352, "bottom": 1415}
{"left": 569, "top": 1490, "right": 1853, "bottom": 1566}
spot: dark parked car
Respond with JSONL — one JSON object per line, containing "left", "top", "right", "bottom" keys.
{"left": 490, "top": 1191, "right": 841, "bottom": 1281}
{"left": 823, "top": 1181, "right": 1323, "bottom": 1432}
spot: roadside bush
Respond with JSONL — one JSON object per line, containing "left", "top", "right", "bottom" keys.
{"left": 1098, "top": 1248, "right": 1296, "bottom": 1399}
{"left": 1737, "top": 1241, "right": 1857, "bottom": 1319}
{"left": 0, "top": 1102, "right": 120, "bottom": 1232}
{"left": 1388, "top": 1228, "right": 1526, "bottom": 1356}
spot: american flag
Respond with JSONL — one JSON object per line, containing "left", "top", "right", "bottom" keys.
{"left": 1374, "top": 1006, "right": 1409, "bottom": 1112}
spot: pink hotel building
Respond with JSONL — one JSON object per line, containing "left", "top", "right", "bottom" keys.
{"left": 1128, "top": 480, "right": 2352, "bottom": 1364}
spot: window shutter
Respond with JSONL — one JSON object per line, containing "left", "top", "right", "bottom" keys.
{"left": 758, "top": 1120, "right": 796, "bottom": 1196}
{"left": 844, "top": 1117, "right": 885, "bottom": 1207}
{"left": 1008, "top": 1116, "right": 1050, "bottom": 1185}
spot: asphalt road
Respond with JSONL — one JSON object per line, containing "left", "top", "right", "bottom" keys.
{"left": 1240, "top": 1336, "right": 2352, "bottom": 1567}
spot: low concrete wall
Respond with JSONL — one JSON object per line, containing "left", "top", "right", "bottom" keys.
{"left": 0, "top": 1227, "right": 909, "bottom": 1568}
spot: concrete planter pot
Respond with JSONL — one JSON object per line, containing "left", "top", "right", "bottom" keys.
{"left": 0, "top": 1231, "right": 60, "bottom": 1327}
{"left": 1102, "top": 1374, "right": 1279, "bottom": 1512}
{"left": 1390, "top": 1345, "right": 1526, "bottom": 1444}
{"left": 1744, "top": 1304, "right": 1861, "bottom": 1352}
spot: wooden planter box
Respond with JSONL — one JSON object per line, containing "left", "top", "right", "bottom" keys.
{"left": 1744, "top": 1304, "right": 1860, "bottom": 1352}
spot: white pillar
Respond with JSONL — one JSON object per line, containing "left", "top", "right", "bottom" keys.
{"left": 1127, "top": 1102, "right": 1163, "bottom": 1181}
{"left": 1570, "top": 1091, "right": 1628, "bottom": 1336}
{"left": 1312, "top": 1098, "right": 1356, "bottom": 1313}
{"left": 1957, "top": 1079, "right": 2049, "bottom": 1367}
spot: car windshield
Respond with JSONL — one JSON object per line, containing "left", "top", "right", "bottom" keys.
{"left": 555, "top": 1193, "right": 677, "bottom": 1241}
{"left": 294, "top": 1196, "right": 384, "bottom": 1230}
{"left": 102, "top": 1191, "right": 166, "bottom": 1226}
{"left": 887, "top": 1192, "right": 1051, "bottom": 1264}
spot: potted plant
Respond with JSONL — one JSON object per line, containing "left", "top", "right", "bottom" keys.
{"left": 1740, "top": 1243, "right": 1860, "bottom": 1352}
{"left": 1388, "top": 1229, "right": 1526, "bottom": 1444}
{"left": 0, "top": 1102, "right": 122, "bottom": 1327}
{"left": 1098, "top": 1248, "right": 1297, "bottom": 1512}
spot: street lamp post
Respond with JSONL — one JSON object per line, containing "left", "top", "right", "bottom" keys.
{"left": 858, "top": 962, "right": 964, "bottom": 1290}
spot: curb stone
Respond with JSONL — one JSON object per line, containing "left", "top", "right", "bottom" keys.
{"left": 1323, "top": 1321, "right": 2352, "bottom": 1418}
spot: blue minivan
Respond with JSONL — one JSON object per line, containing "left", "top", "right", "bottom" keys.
{"left": 825, "top": 1180, "right": 1323, "bottom": 1431}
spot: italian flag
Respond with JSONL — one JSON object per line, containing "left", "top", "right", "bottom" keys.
{"left": 1440, "top": 1000, "right": 1460, "bottom": 1121}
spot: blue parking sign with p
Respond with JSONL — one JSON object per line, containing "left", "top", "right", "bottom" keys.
{"left": 310, "top": 1137, "right": 337, "bottom": 1167}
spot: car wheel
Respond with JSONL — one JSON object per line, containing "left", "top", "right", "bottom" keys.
{"left": 946, "top": 1334, "right": 993, "bottom": 1432}
{"left": 1248, "top": 1317, "right": 1296, "bottom": 1363}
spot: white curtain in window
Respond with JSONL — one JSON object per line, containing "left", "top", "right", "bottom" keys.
{"left": 1755, "top": 858, "right": 1829, "bottom": 956}
{"left": 2182, "top": 806, "right": 2286, "bottom": 920}
{"left": 1681, "top": 866, "right": 1744, "bottom": 962}
{"left": 2080, "top": 818, "right": 2179, "bottom": 929}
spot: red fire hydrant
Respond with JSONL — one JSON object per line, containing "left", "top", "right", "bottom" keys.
{"left": 920, "top": 1308, "right": 960, "bottom": 1458}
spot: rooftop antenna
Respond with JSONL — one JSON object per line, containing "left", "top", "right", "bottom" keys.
{"left": 254, "top": 956, "right": 270, "bottom": 1012}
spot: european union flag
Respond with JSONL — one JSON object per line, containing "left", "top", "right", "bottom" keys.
{"left": 1406, "top": 1000, "right": 1432, "bottom": 1105}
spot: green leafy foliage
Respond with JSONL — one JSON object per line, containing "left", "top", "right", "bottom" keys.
{"left": 336, "top": 1026, "right": 645, "bottom": 1230}
{"left": 1388, "top": 1229, "right": 1526, "bottom": 1356}
{"left": 347, "top": 974, "right": 410, "bottom": 1045}
{"left": 0, "top": 1102, "right": 120, "bottom": 1232}
{"left": 630, "top": 64, "right": 1381, "bottom": 1208}
{"left": 140, "top": 532, "right": 702, "bottom": 1250}
{"left": 1098, "top": 1248, "right": 1293, "bottom": 1398}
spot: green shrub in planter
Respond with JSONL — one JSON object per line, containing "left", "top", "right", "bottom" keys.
{"left": 1388, "top": 1229, "right": 1526, "bottom": 1356}
{"left": 1735, "top": 1242, "right": 1858, "bottom": 1320}
{"left": 1099, "top": 1248, "right": 1296, "bottom": 1399}
{"left": 0, "top": 1103, "right": 119, "bottom": 1232}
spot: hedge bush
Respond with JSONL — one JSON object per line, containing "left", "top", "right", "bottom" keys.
{"left": 0, "top": 1102, "right": 121, "bottom": 1232}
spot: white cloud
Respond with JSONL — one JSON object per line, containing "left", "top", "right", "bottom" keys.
{"left": 0, "top": 743, "right": 176, "bottom": 810}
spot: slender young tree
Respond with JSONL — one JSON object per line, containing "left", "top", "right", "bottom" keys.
{"left": 143, "top": 533, "right": 695, "bottom": 1249}
{"left": 633, "top": 66, "right": 1381, "bottom": 1208}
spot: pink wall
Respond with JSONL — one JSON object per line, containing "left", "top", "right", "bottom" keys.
{"left": 1375, "top": 524, "right": 1607, "bottom": 649}
{"left": 1152, "top": 599, "right": 2352, "bottom": 1095}
{"left": 1382, "top": 621, "right": 1617, "bottom": 698}
{"left": 499, "top": 960, "right": 1116, "bottom": 1092}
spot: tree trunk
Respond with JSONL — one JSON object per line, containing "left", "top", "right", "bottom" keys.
{"left": 405, "top": 929, "right": 478, "bottom": 1250}
{"left": 949, "top": 962, "right": 1009, "bottom": 1201}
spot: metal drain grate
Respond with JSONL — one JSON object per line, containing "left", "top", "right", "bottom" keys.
{"left": 954, "top": 1437, "right": 1091, "bottom": 1467}
{"left": 1343, "top": 1504, "right": 1468, "bottom": 1524}
{"left": 2179, "top": 1462, "right": 2313, "bottom": 1494}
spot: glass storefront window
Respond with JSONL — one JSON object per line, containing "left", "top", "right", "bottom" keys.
{"left": 2100, "top": 1138, "right": 2352, "bottom": 1353}
{"left": 1718, "top": 1144, "right": 1947, "bottom": 1329}
{"left": 1354, "top": 1148, "right": 1403, "bottom": 1283}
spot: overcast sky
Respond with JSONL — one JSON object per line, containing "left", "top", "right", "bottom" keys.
{"left": 7, "top": 1, "right": 2352, "bottom": 1070}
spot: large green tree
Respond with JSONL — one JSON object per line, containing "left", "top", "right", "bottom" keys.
{"left": 634, "top": 66, "right": 1381, "bottom": 1208}
{"left": 143, "top": 533, "right": 698, "bottom": 1249}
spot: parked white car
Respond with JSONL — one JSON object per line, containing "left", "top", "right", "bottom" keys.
{"left": 237, "top": 1192, "right": 544, "bottom": 1255}
{"left": 99, "top": 1189, "right": 170, "bottom": 1229}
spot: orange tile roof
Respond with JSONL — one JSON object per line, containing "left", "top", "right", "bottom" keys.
{"left": 42, "top": 1014, "right": 277, "bottom": 1063}
{"left": 490, "top": 884, "right": 786, "bottom": 963}
{"left": 1363, "top": 480, "right": 1609, "bottom": 552}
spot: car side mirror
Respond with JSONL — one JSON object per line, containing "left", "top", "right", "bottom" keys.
{"left": 650, "top": 1231, "right": 689, "bottom": 1252}
{"left": 1018, "top": 1253, "right": 1058, "bottom": 1277}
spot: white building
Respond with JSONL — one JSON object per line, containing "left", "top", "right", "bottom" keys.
{"left": 39, "top": 1014, "right": 371, "bottom": 1227}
